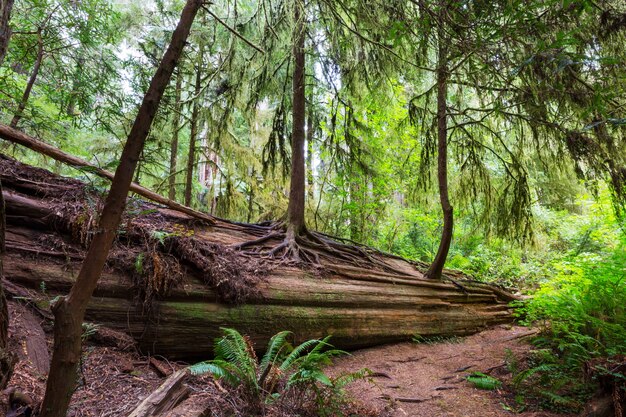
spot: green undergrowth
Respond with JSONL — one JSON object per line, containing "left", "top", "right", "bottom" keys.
{"left": 189, "top": 328, "right": 374, "bottom": 417}
{"left": 507, "top": 237, "right": 626, "bottom": 412}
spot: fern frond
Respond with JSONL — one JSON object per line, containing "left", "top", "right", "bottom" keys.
{"left": 260, "top": 330, "right": 292, "bottom": 374}
{"left": 280, "top": 336, "right": 336, "bottom": 371}
{"left": 332, "top": 368, "right": 371, "bottom": 389}
{"left": 188, "top": 360, "right": 241, "bottom": 386}
{"left": 214, "top": 328, "right": 259, "bottom": 390}
{"left": 466, "top": 372, "right": 502, "bottom": 390}
{"left": 513, "top": 364, "right": 558, "bottom": 386}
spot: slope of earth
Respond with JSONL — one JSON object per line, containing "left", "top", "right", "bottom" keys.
{"left": 331, "top": 325, "right": 576, "bottom": 417}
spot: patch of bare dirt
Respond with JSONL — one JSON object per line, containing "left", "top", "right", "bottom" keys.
{"left": 331, "top": 325, "right": 576, "bottom": 417}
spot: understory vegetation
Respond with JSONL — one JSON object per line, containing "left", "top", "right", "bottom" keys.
{"left": 0, "top": 0, "right": 624, "bottom": 415}
{"left": 189, "top": 328, "right": 372, "bottom": 417}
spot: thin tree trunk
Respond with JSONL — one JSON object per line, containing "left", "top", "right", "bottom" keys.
{"left": 184, "top": 43, "right": 204, "bottom": 207}
{"left": 0, "top": 0, "right": 14, "bottom": 66}
{"left": 10, "top": 31, "right": 43, "bottom": 128}
{"left": 39, "top": 2, "right": 201, "bottom": 416}
{"left": 287, "top": 0, "right": 306, "bottom": 234}
{"left": 425, "top": 11, "right": 452, "bottom": 280}
{"left": 247, "top": 173, "right": 254, "bottom": 223}
{"left": 169, "top": 69, "right": 183, "bottom": 201}
{"left": 65, "top": 0, "right": 84, "bottom": 117}
{"left": 306, "top": 100, "right": 314, "bottom": 201}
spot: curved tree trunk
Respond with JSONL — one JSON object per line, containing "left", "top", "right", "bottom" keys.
{"left": 39, "top": 2, "right": 202, "bottom": 416}
{"left": 426, "top": 5, "right": 452, "bottom": 280}
{"left": 287, "top": 0, "right": 306, "bottom": 234}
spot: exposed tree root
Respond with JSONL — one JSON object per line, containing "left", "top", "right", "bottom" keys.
{"left": 232, "top": 222, "right": 413, "bottom": 276}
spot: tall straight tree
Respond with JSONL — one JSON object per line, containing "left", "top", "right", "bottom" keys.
{"left": 287, "top": 0, "right": 306, "bottom": 236}
{"left": 184, "top": 40, "right": 205, "bottom": 206}
{"left": 169, "top": 68, "right": 183, "bottom": 201}
{"left": 39, "top": 1, "right": 204, "bottom": 415}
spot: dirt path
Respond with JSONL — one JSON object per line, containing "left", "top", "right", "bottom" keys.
{"left": 332, "top": 325, "right": 569, "bottom": 417}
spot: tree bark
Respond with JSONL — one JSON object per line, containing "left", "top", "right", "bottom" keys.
{"left": 39, "top": 2, "right": 202, "bottom": 416}
{"left": 306, "top": 100, "right": 314, "bottom": 201}
{"left": 287, "top": 0, "right": 306, "bottom": 234}
{"left": 169, "top": 69, "right": 183, "bottom": 201}
{"left": 10, "top": 30, "right": 43, "bottom": 129}
{"left": 0, "top": 0, "right": 14, "bottom": 66}
{"left": 184, "top": 42, "right": 205, "bottom": 207}
{"left": 426, "top": 7, "right": 452, "bottom": 280}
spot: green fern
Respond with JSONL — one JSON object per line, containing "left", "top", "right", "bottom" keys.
{"left": 188, "top": 328, "right": 350, "bottom": 406}
{"left": 466, "top": 372, "right": 502, "bottom": 390}
{"left": 512, "top": 363, "right": 558, "bottom": 387}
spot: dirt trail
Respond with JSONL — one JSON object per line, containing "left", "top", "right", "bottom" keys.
{"left": 332, "top": 325, "right": 570, "bottom": 417}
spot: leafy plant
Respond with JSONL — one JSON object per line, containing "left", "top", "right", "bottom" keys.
{"left": 189, "top": 328, "right": 359, "bottom": 414}
{"left": 510, "top": 237, "right": 626, "bottom": 412}
{"left": 466, "top": 372, "right": 502, "bottom": 390}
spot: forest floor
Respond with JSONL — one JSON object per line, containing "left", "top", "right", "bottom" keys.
{"left": 2, "top": 300, "right": 573, "bottom": 417}
{"left": 332, "top": 324, "right": 575, "bottom": 417}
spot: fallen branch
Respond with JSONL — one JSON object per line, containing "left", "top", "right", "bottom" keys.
{"left": 0, "top": 124, "right": 215, "bottom": 225}
{"left": 128, "top": 369, "right": 189, "bottom": 417}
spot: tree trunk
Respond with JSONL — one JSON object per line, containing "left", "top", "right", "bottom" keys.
{"left": 425, "top": 10, "right": 452, "bottom": 280}
{"left": 0, "top": 0, "right": 14, "bottom": 66}
{"left": 39, "top": 2, "right": 202, "bottom": 416}
{"left": 169, "top": 69, "right": 183, "bottom": 201}
{"left": 10, "top": 30, "right": 43, "bottom": 129}
{"left": 184, "top": 43, "right": 204, "bottom": 207}
{"left": 306, "top": 100, "right": 314, "bottom": 201}
{"left": 1, "top": 155, "right": 517, "bottom": 361}
{"left": 287, "top": 0, "right": 306, "bottom": 234}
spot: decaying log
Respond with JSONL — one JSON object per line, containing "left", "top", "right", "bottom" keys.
{"left": 0, "top": 155, "right": 518, "bottom": 360}
{"left": 128, "top": 369, "right": 189, "bottom": 417}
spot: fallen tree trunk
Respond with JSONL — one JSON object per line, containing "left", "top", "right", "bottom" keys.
{"left": 1, "top": 155, "right": 517, "bottom": 360}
